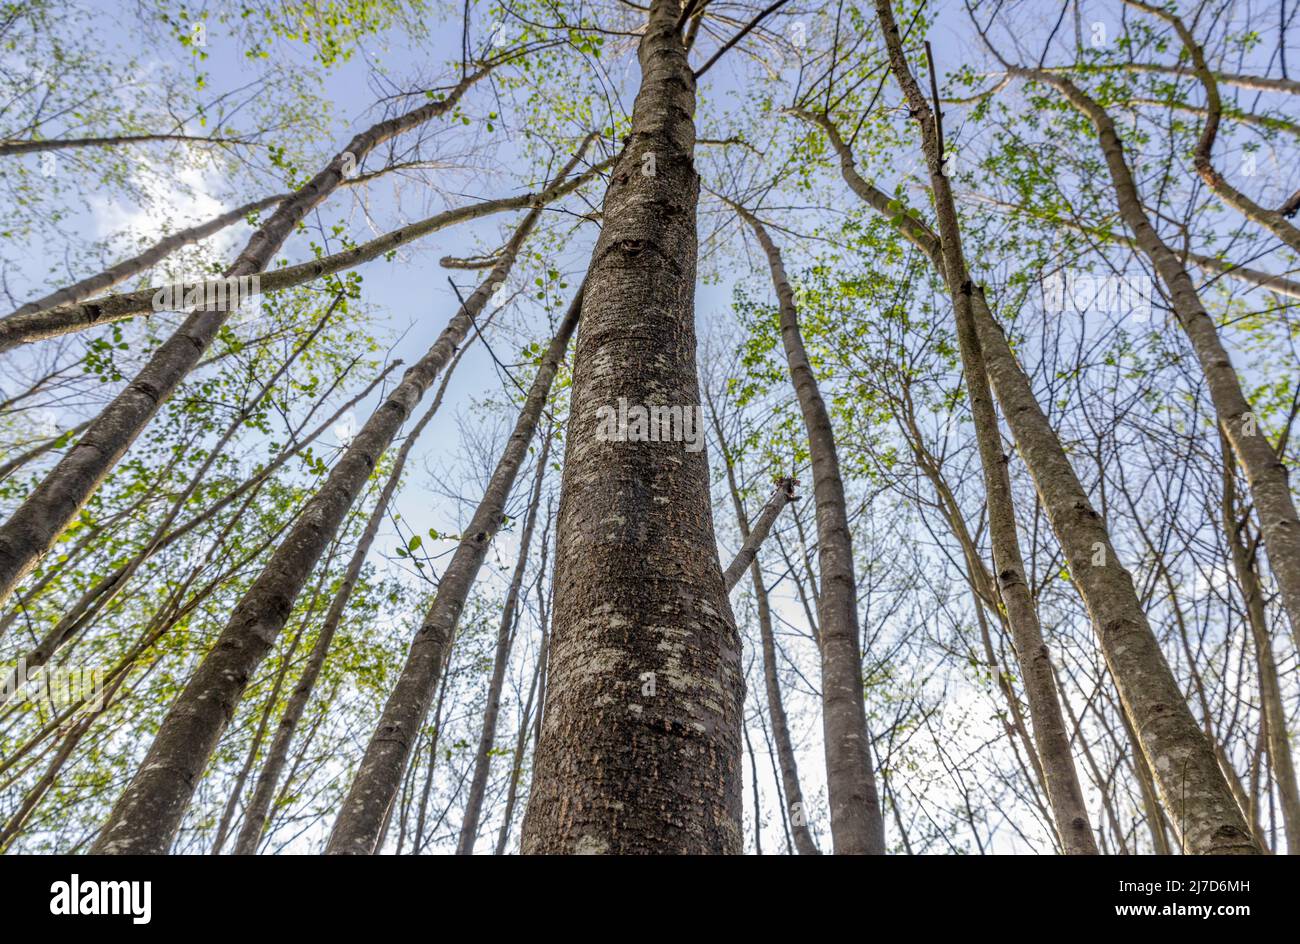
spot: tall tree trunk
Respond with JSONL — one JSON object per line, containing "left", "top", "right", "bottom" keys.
{"left": 796, "top": 98, "right": 1259, "bottom": 855}
{"left": 872, "top": 1, "right": 1098, "bottom": 855}
{"left": 1220, "top": 433, "right": 1300, "bottom": 852}
{"left": 326, "top": 285, "right": 582, "bottom": 854}
{"left": 1002, "top": 59, "right": 1300, "bottom": 662}
{"left": 0, "top": 296, "right": 343, "bottom": 707}
{"left": 706, "top": 392, "right": 820, "bottom": 855}
{"left": 456, "top": 427, "right": 553, "bottom": 854}
{"left": 520, "top": 0, "right": 744, "bottom": 855}
{"left": 0, "top": 65, "right": 494, "bottom": 611}
{"left": 230, "top": 317, "right": 474, "bottom": 856}
{"left": 0, "top": 356, "right": 397, "bottom": 647}
{"left": 90, "top": 191, "right": 560, "bottom": 854}
{"left": 731, "top": 202, "right": 884, "bottom": 853}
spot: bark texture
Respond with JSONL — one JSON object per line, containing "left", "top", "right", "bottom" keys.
{"left": 713, "top": 426, "right": 820, "bottom": 855}
{"left": 326, "top": 287, "right": 581, "bottom": 855}
{"left": 1006, "top": 60, "right": 1300, "bottom": 678}
{"left": 520, "top": 0, "right": 744, "bottom": 855}
{"left": 722, "top": 477, "right": 798, "bottom": 592}
{"left": 229, "top": 340, "right": 469, "bottom": 855}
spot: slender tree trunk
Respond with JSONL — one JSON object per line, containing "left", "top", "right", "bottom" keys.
{"left": 0, "top": 157, "right": 605, "bottom": 350}
{"left": 1220, "top": 433, "right": 1300, "bottom": 852}
{"left": 230, "top": 319, "right": 474, "bottom": 856}
{"left": 0, "top": 131, "right": 251, "bottom": 156}
{"left": 5, "top": 195, "right": 283, "bottom": 319}
{"left": 326, "top": 285, "right": 583, "bottom": 855}
{"left": 493, "top": 624, "right": 547, "bottom": 856}
{"left": 706, "top": 393, "right": 820, "bottom": 855}
{"left": 872, "top": 2, "right": 1098, "bottom": 854}
{"left": 1118, "top": 695, "right": 1173, "bottom": 854}
{"left": 0, "top": 356, "right": 395, "bottom": 648}
{"left": 721, "top": 477, "right": 798, "bottom": 592}
{"left": 0, "top": 65, "right": 494, "bottom": 611}
{"left": 730, "top": 203, "right": 884, "bottom": 853}
{"left": 0, "top": 303, "right": 365, "bottom": 700}
{"left": 797, "top": 96, "right": 1259, "bottom": 854}
{"left": 210, "top": 561, "right": 330, "bottom": 855}
{"left": 1003, "top": 59, "right": 1300, "bottom": 661}
{"left": 735, "top": 480, "right": 820, "bottom": 855}
{"left": 90, "top": 192, "right": 560, "bottom": 854}
{"left": 520, "top": 0, "right": 744, "bottom": 855}
{"left": 455, "top": 428, "right": 553, "bottom": 854}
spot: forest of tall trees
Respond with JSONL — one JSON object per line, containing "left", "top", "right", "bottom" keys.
{"left": 0, "top": 0, "right": 1296, "bottom": 858}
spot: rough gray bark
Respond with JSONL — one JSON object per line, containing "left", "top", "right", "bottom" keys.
{"left": 873, "top": 4, "right": 1097, "bottom": 855}
{"left": 729, "top": 200, "right": 884, "bottom": 854}
{"left": 795, "top": 93, "right": 1257, "bottom": 853}
{"left": 519, "top": 0, "right": 744, "bottom": 856}
{"left": 90, "top": 187, "right": 565, "bottom": 854}
{"left": 0, "top": 66, "right": 495, "bottom": 612}
{"left": 326, "top": 286, "right": 581, "bottom": 855}
{"left": 455, "top": 428, "right": 552, "bottom": 854}
{"left": 1002, "top": 59, "right": 1300, "bottom": 682}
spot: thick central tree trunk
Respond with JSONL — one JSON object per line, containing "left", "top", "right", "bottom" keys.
{"left": 519, "top": 0, "right": 745, "bottom": 854}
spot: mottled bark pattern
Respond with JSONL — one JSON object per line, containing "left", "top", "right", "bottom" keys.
{"left": 1011, "top": 60, "right": 1300, "bottom": 678}
{"left": 520, "top": 0, "right": 744, "bottom": 855}
{"left": 229, "top": 348, "right": 463, "bottom": 856}
{"left": 873, "top": 1, "right": 1097, "bottom": 855}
